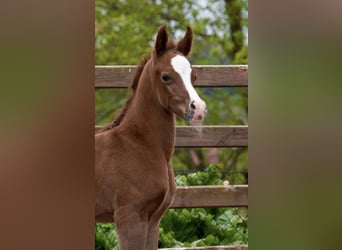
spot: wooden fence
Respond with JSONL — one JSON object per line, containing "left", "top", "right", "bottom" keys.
{"left": 95, "top": 65, "right": 248, "bottom": 250}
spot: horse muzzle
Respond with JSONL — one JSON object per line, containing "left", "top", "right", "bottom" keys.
{"left": 185, "top": 99, "right": 207, "bottom": 125}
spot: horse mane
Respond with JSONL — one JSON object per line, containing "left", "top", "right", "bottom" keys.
{"left": 96, "top": 38, "right": 177, "bottom": 134}
{"left": 96, "top": 54, "right": 151, "bottom": 133}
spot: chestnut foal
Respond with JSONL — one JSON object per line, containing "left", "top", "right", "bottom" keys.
{"left": 95, "top": 25, "right": 207, "bottom": 250}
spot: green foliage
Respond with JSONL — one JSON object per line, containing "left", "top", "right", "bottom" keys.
{"left": 95, "top": 88, "right": 129, "bottom": 124}
{"left": 175, "top": 164, "right": 224, "bottom": 186}
{"left": 95, "top": 224, "right": 117, "bottom": 250}
{"left": 95, "top": 165, "right": 248, "bottom": 249}
{"left": 95, "top": 0, "right": 248, "bottom": 65}
{"left": 159, "top": 207, "right": 248, "bottom": 247}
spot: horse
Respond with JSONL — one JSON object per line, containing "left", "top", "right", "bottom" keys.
{"left": 95, "top": 25, "right": 207, "bottom": 250}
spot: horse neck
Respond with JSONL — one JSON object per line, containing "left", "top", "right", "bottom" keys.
{"left": 120, "top": 61, "right": 175, "bottom": 160}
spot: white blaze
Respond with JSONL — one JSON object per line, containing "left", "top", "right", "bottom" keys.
{"left": 170, "top": 55, "right": 202, "bottom": 103}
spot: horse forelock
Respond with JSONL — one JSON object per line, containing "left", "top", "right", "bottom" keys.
{"left": 166, "top": 38, "right": 177, "bottom": 51}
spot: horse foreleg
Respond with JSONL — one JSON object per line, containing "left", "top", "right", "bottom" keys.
{"left": 145, "top": 220, "right": 161, "bottom": 250}
{"left": 145, "top": 163, "right": 176, "bottom": 250}
{"left": 114, "top": 205, "right": 149, "bottom": 250}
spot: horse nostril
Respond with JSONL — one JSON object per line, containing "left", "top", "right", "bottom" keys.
{"left": 197, "top": 115, "right": 202, "bottom": 120}
{"left": 190, "top": 101, "right": 196, "bottom": 110}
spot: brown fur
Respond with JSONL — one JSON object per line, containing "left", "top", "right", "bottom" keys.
{"left": 95, "top": 25, "right": 199, "bottom": 250}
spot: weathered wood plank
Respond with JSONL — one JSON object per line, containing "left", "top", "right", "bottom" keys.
{"left": 170, "top": 185, "right": 248, "bottom": 208}
{"left": 95, "top": 66, "right": 136, "bottom": 88}
{"left": 97, "top": 186, "right": 248, "bottom": 222}
{"left": 95, "top": 65, "right": 248, "bottom": 88}
{"left": 175, "top": 126, "right": 247, "bottom": 148}
{"left": 95, "top": 125, "right": 248, "bottom": 147}
{"left": 159, "top": 245, "right": 248, "bottom": 250}
{"left": 194, "top": 65, "right": 248, "bottom": 87}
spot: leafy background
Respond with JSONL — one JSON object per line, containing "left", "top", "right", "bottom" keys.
{"left": 95, "top": 0, "right": 248, "bottom": 248}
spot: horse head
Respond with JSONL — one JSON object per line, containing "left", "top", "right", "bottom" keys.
{"left": 151, "top": 25, "right": 207, "bottom": 125}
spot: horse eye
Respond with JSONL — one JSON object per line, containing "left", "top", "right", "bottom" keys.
{"left": 161, "top": 72, "right": 172, "bottom": 84}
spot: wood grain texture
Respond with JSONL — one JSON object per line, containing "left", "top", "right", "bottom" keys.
{"left": 95, "top": 125, "right": 248, "bottom": 147}
{"left": 175, "top": 126, "right": 248, "bottom": 148}
{"left": 159, "top": 245, "right": 248, "bottom": 250}
{"left": 96, "top": 186, "right": 248, "bottom": 223}
{"left": 170, "top": 185, "right": 248, "bottom": 208}
{"left": 95, "top": 65, "right": 248, "bottom": 88}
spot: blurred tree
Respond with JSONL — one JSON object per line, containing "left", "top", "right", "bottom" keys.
{"left": 225, "top": 0, "right": 248, "bottom": 64}
{"left": 95, "top": 0, "right": 248, "bottom": 65}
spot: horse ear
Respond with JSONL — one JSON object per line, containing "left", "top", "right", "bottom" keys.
{"left": 155, "top": 25, "right": 168, "bottom": 56}
{"left": 177, "top": 27, "right": 193, "bottom": 56}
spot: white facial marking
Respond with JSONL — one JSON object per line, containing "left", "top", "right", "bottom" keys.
{"left": 170, "top": 55, "right": 202, "bottom": 103}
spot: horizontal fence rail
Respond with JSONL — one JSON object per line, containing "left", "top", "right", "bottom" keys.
{"left": 171, "top": 185, "right": 248, "bottom": 208}
{"left": 175, "top": 125, "right": 247, "bottom": 148}
{"left": 160, "top": 245, "right": 248, "bottom": 250}
{"left": 95, "top": 125, "right": 248, "bottom": 147}
{"left": 98, "top": 185, "right": 248, "bottom": 222}
{"left": 95, "top": 65, "right": 248, "bottom": 88}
